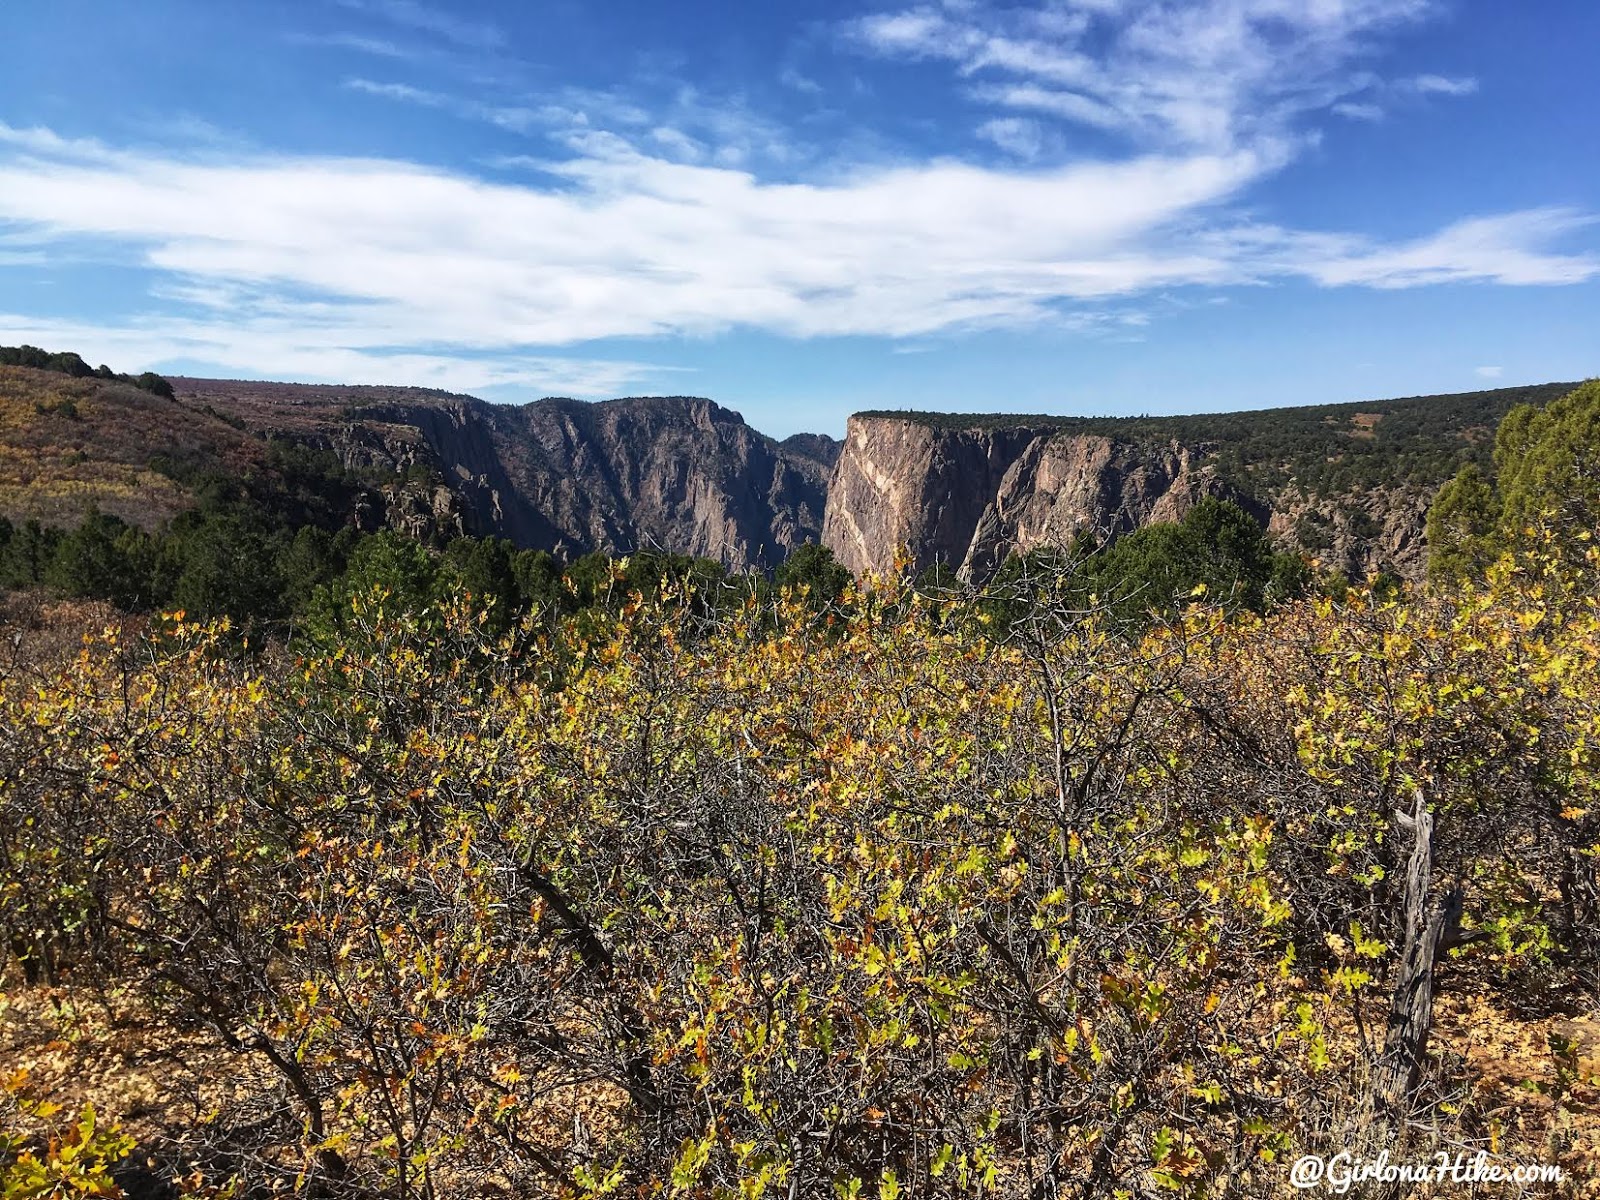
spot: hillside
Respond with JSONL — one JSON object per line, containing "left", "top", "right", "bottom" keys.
{"left": 171, "top": 377, "right": 837, "bottom": 569}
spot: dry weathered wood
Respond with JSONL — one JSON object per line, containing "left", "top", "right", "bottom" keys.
{"left": 1375, "top": 787, "right": 1465, "bottom": 1112}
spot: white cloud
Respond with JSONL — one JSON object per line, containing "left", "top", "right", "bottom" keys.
{"left": 1288, "top": 210, "right": 1598, "bottom": 288}
{"left": 0, "top": 4, "right": 1573, "bottom": 404}
{"left": 0, "top": 122, "right": 123, "bottom": 163}
{"left": 289, "top": 32, "right": 416, "bottom": 60}
{"left": 977, "top": 116, "right": 1046, "bottom": 159}
{"left": 348, "top": 77, "right": 799, "bottom": 169}
{"left": 972, "top": 83, "right": 1126, "bottom": 131}
{"left": 855, "top": 11, "right": 957, "bottom": 56}
{"left": 344, "top": 79, "right": 545, "bottom": 134}
{"left": 334, "top": 0, "right": 505, "bottom": 51}
{"left": 1332, "top": 101, "right": 1384, "bottom": 121}
{"left": 1406, "top": 73, "right": 1478, "bottom": 96}
{"left": 779, "top": 68, "right": 825, "bottom": 96}
{"left": 647, "top": 126, "right": 704, "bottom": 161}
{"left": 844, "top": 0, "right": 1437, "bottom": 151}
{"left": 0, "top": 309, "right": 671, "bottom": 397}
{"left": 1326, "top": 70, "right": 1476, "bottom": 124}
{"left": 0, "top": 122, "right": 1591, "bottom": 388}
{"left": 1475, "top": 365, "right": 1503, "bottom": 379}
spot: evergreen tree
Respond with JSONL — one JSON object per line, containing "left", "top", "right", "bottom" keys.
{"left": 1426, "top": 379, "right": 1600, "bottom": 580}
{"left": 775, "top": 542, "right": 852, "bottom": 607}
{"left": 0, "top": 520, "right": 56, "bottom": 589}
{"left": 45, "top": 513, "right": 151, "bottom": 609}
{"left": 1494, "top": 379, "right": 1600, "bottom": 543}
{"left": 307, "top": 530, "right": 441, "bottom": 640}
{"left": 167, "top": 511, "right": 286, "bottom": 621}
{"left": 511, "top": 548, "right": 561, "bottom": 612}
{"left": 135, "top": 372, "right": 176, "bottom": 399}
{"left": 442, "top": 537, "right": 521, "bottom": 633}
{"left": 1425, "top": 463, "right": 1500, "bottom": 583}
{"left": 277, "top": 526, "right": 347, "bottom": 617}
{"left": 1092, "top": 498, "right": 1280, "bottom": 620}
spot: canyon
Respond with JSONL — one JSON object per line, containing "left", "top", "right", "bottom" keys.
{"left": 1, "top": 362, "right": 1578, "bottom": 580}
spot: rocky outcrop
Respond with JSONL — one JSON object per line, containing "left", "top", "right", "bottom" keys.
{"left": 160, "top": 380, "right": 1486, "bottom": 581}
{"left": 495, "top": 396, "right": 832, "bottom": 568}
{"left": 16, "top": 365, "right": 1564, "bottom": 582}
{"left": 1265, "top": 488, "right": 1433, "bottom": 581}
{"left": 822, "top": 416, "right": 1252, "bottom": 579}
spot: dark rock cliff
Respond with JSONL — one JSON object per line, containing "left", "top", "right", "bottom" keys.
{"left": 52, "top": 376, "right": 1557, "bottom": 582}
{"left": 171, "top": 379, "right": 835, "bottom": 570}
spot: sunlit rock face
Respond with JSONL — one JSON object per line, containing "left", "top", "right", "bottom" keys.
{"left": 822, "top": 414, "right": 1261, "bottom": 580}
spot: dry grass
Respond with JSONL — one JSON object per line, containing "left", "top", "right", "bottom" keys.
{"left": 1348, "top": 412, "right": 1385, "bottom": 440}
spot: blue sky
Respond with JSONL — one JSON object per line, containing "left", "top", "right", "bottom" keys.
{"left": 0, "top": 0, "right": 1595, "bottom": 437}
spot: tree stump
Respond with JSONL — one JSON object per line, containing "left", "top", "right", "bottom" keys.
{"left": 1375, "top": 787, "right": 1466, "bottom": 1112}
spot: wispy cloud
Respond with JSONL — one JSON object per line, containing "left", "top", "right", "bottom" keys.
{"left": 0, "top": 309, "right": 668, "bottom": 396}
{"left": 1285, "top": 210, "right": 1598, "bottom": 288}
{"left": 349, "top": 75, "right": 801, "bottom": 168}
{"left": 344, "top": 78, "right": 546, "bottom": 134}
{"left": 0, "top": 5, "right": 1588, "bottom": 390}
{"left": 780, "top": 68, "right": 825, "bottom": 96}
{"left": 0, "top": 122, "right": 1591, "bottom": 388}
{"left": 844, "top": 0, "right": 1440, "bottom": 151}
{"left": 290, "top": 32, "right": 418, "bottom": 60}
{"left": 1406, "top": 73, "right": 1478, "bottom": 96}
{"left": 1476, "top": 365, "right": 1503, "bottom": 379}
{"left": 976, "top": 116, "right": 1046, "bottom": 159}
{"left": 1332, "top": 101, "right": 1385, "bottom": 122}
{"left": 334, "top": 0, "right": 505, "bottom": 52}
{"left": 1329, "top": 71, "right": 1479, "bottom": 121}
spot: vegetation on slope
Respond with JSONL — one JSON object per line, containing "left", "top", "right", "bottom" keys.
{"left": 860, "top": 382, "right": 1577, "bottom": 498}
{"left": 0, "top": 343, "right": 175, "bottom": 399}
{"left": 1428, "top": 379, "right": 1600, "bottom": 582}
{"left": 0, "top": 358, "right": 423, "bottom": 537}
{"left": 979, "top": 497, "right": 1313, "bottom": 627}
{"left": 3, "top": 488, "right": 1311, "bottom": 649}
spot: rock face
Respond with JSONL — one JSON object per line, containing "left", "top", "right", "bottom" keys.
{"left": 1264, "top": 488, "right": 1434, "bottom": 581}
{"left": 78, "top": 376, "right": 1529, "bottom": 581}
{"left": 173, "top": 380, "right": 836, "bottom": 571}
{"left": 492, "top": 396, "right": 834, "bottom": 568}
{"left": 822, "top": 415, "right": 1254, "bottom": 579}
{"left": 821, "top": 413, "right": 1427, "bottom": 580}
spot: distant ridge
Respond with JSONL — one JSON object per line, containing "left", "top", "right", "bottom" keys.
{"left": 0, "top": 348, "right": 1585, "bottom": 582}
{"left": 826, "top": 381, "right": 1586, "bottom": 581}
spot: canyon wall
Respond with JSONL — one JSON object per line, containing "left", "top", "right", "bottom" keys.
{"left": 821, "top": 413, "right": 1428, "bottom": 580}
{"left": 172, "top": 379, "right": 837, "bottom": 571}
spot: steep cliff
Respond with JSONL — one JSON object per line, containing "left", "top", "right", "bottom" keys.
{"left": 823, "top": 417, "right": 1254, "bottom": 578}
{"left": 169, "top": 379, "right": 835, "bottom": 570}
{"left": 7, "top": 357, "right": 1573, "bottom": 583}
{"left": 818, "top": 393, "right": 1578, "bottom": 581}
